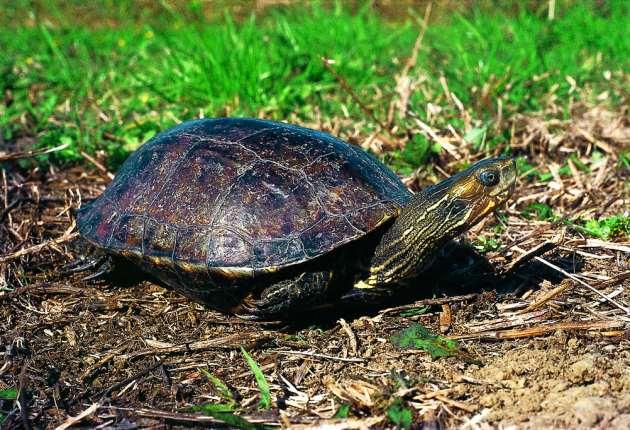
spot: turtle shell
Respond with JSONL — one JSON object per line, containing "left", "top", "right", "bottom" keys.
{"left": 77, "top": 118, "right": 411, "bottom": 278}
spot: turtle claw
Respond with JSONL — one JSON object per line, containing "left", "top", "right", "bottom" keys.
{"left": 80, "top": 257, "right": 114, "bottom": 281}
{"left": 62, "top": 253, "right": 115, "bottom": 281}
{"left": 235, "top": 299, "right": 267, "bottom": 320}
{"left": 234, "top": 310, "right": 263, "bottom": 321}
{"left": 61, "top": 255, "right": 105, "bottom": 274}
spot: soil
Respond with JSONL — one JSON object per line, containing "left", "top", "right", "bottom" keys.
{"left": 0, "top": 106, "right": 629, "bottom": 429}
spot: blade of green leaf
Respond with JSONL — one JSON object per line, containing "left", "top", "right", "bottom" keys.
{"left": 0, "top": 387, "right": 17, "bottom": 400}
{"left": 240, "top": 347, "right": 271, "bottom": 410}
{"left": 186, "top": 403, "right": 235, "bottom": 414}
{"left": 391, "top": 323, "right": 459, "bottom": 358}
{"left": 200, "top": 369, "right": 234, "bottom": 402}
{"left": 333, "top": 403, "right": 350, "bottom": 418}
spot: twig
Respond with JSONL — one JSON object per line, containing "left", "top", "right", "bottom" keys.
{"left": 321, "top": 57, "right": 389, "bottom": 131}
{"left": 439, "top": 304, "right": 453, "bottom": 333}
{"left": 0, "top": 221, "right": 78, "bottom": 263}
{"left": 53, "top": 403, "right": 99, "bottom": 430}
{"left": 434, "top": 394, "right": 477, "bottom": 413}
{"left": 0, "top": 283, "right": 86, "bottom": 301}
{"left": 116, "top": 332, "right": 273, "bottom": 361}
{"left": 379, "top": 293, "right": 480, "bottom": 316}
{"left": 136, "top": 409, "right": 230, "bottom": 425}
{"left": 18, "top": 363, "right": 32, "bottom": 430}
{"left": 402, "top": 3, "right": 432, "bottom": 78}
{"left": 93, "top": 362, "right": 163, "bottom": 399}
{"left": 408, "top": 111, "right": 462, "bottom": 159}
{"left": 288, "top": 416, "right": 384, "bottom": 430}
{"left": 80, "top": 151, "right": 114, "bottom": 180}
{"left": 0, "top": 142, "right": 70, "bottom": 162}
{"left": 503, "top": 240, "right": 559, "bottom": 273}
{"left": 338, "top": 318, "right": 358, "bottom": 356}
{"left": 273, "top": 350, "right": 365, "bottom": 363}
{"left": 579, "top": 239, "right": 630, "bottom": 254}
{"left": 452, "top": 319, "right": 626, "bottom": 341}
{"left": 519, "top": 279, "right": 573, "bottom": 313}
{"left": 465, "top": 309, "right": 549, "bottom": 333}
{"left": 81, "top": 341, "right": 130, "bottom": 381}
{"left": 518, "top": 249, "right": 630, "bottom": 316}
{"left": 491, "top": 225, "right": 552, "bottom": 258}
{"left": 387, "top": 2, "right": 432, "bottom": 125}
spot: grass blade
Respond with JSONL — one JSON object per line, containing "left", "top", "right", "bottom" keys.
{"left": 240, "top": 347, "right": 271, "bottom": 410}
{"left": 0, "top": 387, "right": 17, "bottom": 400}
{"left": 199, "top": 369, "right": 234, "bottom": 403}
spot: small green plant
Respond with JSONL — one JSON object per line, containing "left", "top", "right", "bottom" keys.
{"left": 187, "top": 406, "right": 269, "bottom": 430}
{"left": 0, "top": 388, "right": 18, "bottom": 426}
{"left": 617, "top": 151, "right": 630, "bottom": 172}
{"left": 388, "top": 134, "right": 441, "bottom": 174}
{"left": 521, "top": 202, "right": 556, "bottom": 221}
{"left": 333, "top": 403, "right": 351, "bottom": 418}
{"left": 386, "top": 398, "right": 413, "bottom": 429}
{"left": 515, "top": 157, "right": 574, "bottom": 183}
{"left": 464, "top": 125, "right": 488, "bottom": 150}
{"left": 475, "top": 235, "right": 501, "bottom": 252}
{"left": 186, "top": 370, "right": 270, "bottom": 430}
{"left": 391, "top": 323, "right": 459, "bottom": 359}
{"left": 573, "top": 215, "right": 629, "bottom": 240}
{"left": 241, "top": 347, "right": 271, "bottom": 410}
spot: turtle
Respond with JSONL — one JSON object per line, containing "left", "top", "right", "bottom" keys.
{"left": 73, "top": 118, "right": 516, "bottom": 318}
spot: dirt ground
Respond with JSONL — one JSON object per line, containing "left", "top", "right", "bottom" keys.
{"left": 1, "top": 105, "right": 629, "bottom": 429}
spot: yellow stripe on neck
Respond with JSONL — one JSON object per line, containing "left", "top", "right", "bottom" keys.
{"left": 353, "top": 275, "right": 378, "bottom": 289}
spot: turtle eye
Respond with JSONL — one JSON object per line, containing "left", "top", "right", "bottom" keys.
{"left": 479, "top": 169, "right": 500, "bottom": 186}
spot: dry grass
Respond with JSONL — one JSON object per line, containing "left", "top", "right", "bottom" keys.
{"left": 1, "top": 98, "right": 628, "bottom": 428}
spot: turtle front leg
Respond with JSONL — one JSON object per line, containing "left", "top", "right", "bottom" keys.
{"left": 240, "top": 271, "right": 335, "bottom": 319}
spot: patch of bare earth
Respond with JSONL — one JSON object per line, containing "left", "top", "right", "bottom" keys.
{"left": 0, "top": 105, "right": 628, "bottom": 429}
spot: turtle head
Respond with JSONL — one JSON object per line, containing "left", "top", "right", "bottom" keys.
{"left": 367, "top": 157, "right": 515, "bottom": 286}
{"left": 425, "top": 156, "right": 516, "bottom": 232}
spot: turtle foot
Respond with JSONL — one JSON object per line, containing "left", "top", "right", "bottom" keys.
{"left": 62, "top": 253, "right": 114, "bottom": 281}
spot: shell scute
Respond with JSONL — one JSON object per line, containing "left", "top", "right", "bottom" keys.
{"left": 212, "top": 161, "right": 325, "bottom": 242}
{"left": 172, "top": 225, "right": 211, "bottom": 265}
{"left": 148, "top": 142, "right": 259, "bottom": 225}
{"left": 108, "top": 214, "right": 144, "bottom": 252}
{"left": 252, "top": 237, "right": 306, "bottom": 268}
{"left": 206, "top": 228, "right": 252, "bottom": 268}
{"left": 107, "top": 139, "right": 192, "bottom": 215}
{"left": 143, "top": 218, "right": 177, "bottom": 258}
{"left": 299, "top": 216, "right": 362, "bottom": 258}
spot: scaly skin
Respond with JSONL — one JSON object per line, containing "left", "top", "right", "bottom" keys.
{"left": 365, "top": 157, "right": 516, "bottom": 287}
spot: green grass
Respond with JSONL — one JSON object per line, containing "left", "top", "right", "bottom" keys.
{"left": 241, "top": 347, "right": 271, "bottom": 410}
{"left": 573, "top": 215, "right": 630, "bottom": 240}
{"left": 1, "top": 1, "right": 628, "bottom": 168}
{"left": 386, "top": 398, "right": 413, "bottom": 429}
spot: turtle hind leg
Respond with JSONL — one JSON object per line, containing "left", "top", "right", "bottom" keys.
{"left": 239, "top": 270, "right": 335, "bottom": 319}
{"left": 61, "top": 254, "right": 107, "bottom": 274}
{"left": 81, "top": 257, "right": 115, "bottom": 281}
{"left": 62, "top": 252, "right": 115, "bottom": 281}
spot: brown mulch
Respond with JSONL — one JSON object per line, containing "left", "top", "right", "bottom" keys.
{"left": 0, "top": 106, "right": 629, "bottom": 429}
